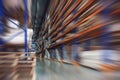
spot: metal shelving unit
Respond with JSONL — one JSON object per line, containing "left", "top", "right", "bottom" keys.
{"left": 0, "top": 0, "right": 36, "bottom": 80}
{"left": 36, "top": 0, "right": 120, "bottom": 72}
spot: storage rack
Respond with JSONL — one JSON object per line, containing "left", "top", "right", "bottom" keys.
{"left": 37, "top": 0, "right": 120, "bottom": 71}
{"left": 0, "top": 0, "right": 36, "bottom": 79}
{"left": 0, "top": 0, "right": 30, "bottom": 54}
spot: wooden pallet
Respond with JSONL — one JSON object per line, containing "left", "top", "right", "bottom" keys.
{"left": 0, "top": 52, "right": 36, "bottom": 80}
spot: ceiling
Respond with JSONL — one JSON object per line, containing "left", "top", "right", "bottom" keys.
{"left": 31, "top": 0, "right": 50, "bottom": 42}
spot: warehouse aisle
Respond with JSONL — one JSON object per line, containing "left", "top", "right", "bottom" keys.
{"left": 35, "top": 58, "right": 120, "bottom": 80}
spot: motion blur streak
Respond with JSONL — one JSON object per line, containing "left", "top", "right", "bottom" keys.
{"left": 0, "top": 0, "right": 120, "bottom": 80}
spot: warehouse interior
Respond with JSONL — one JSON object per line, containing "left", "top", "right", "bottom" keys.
{"left": 0, "top": 0, "right": 120, "bottom": 80}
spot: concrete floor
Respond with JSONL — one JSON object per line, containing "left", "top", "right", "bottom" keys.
{"left": 35, "top": 58, "right": 120, "bottom": 80}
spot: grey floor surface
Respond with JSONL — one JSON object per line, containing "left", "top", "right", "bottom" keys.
{"left": 35, "top": 58, "right": 120, "bottom": 80}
